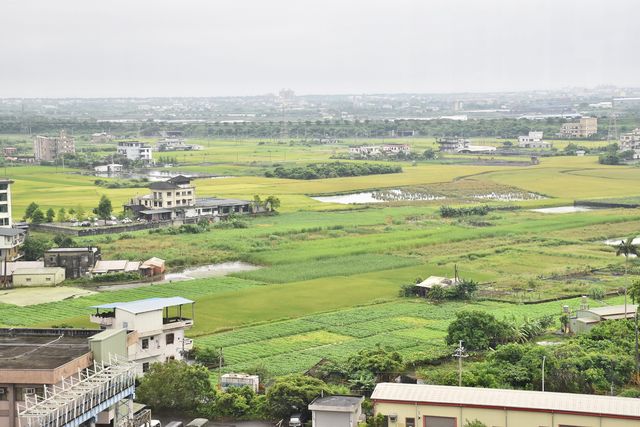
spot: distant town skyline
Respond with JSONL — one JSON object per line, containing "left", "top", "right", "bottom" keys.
{"left": 1, "top": 0, "right": 638, "bottom": 98}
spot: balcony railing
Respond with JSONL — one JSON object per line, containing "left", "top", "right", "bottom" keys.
{"left": 90, "top": 314, "right": 114, "bottom": 326}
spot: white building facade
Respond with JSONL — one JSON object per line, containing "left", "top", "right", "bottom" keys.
{"left": 90, "top": 297, "right": 195, "bottom": 375}
{"left": 518, "top": 131, "right": 551, "bottom": 149}
{"left": 0, "top": 180, "right": 25, "bottom": 261}
{"left": 117, "top": 141, "right": 153, "bottom": 163}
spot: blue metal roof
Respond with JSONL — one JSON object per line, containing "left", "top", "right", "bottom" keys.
{"left": 91, "top": 297, "right": 194, "bottom": 314}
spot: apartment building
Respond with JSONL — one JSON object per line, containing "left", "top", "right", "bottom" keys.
{"left": 560, "top": 117, "right": 598, "bottom": 138}
{"left": 371, "top": 383, "right": 640, "bottom": 427}
{"left": 0, "top": 179, "right": 26, "bottom": 261}
{"left": 116, "top": 141, "right": 153, "bottom": 163}
{"left": 619, "top": 128, "right": 640, "bottom": 158}
{"left": 0, "top": 328, "right": 138, "bottom": 427}
{"left": 89, "top": 296, "right": 195, "bottom": 375}
{"left": 518, "top": 131, "right": 551, "bottom": 149}
{"left": 33, "top": 131, "right": 76, "bottom": 162}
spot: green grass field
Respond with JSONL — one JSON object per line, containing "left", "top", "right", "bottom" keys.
{"left": 1, "top": 133, "right": 639, "bottom": 378}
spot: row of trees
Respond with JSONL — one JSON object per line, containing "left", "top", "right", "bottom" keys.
{"left": 23, "top": 196, "right": 113, "bottom": 224}
{"left": 4, "top": 114, "right": 633, "bottom": 139}
{"left": 265, "top": 162, "right": 402, "bottom": 179}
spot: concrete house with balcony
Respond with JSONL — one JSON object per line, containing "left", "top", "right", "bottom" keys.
{"left": 117, "top": 141, "right": 153, "bottom": 164}
{"left": 125, "top": 175, "right": 253, "bottom": 221}
{"left": 90, "top": 297, "right": 195, "bottom": 375}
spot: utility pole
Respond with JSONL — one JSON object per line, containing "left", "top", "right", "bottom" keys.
{"left": 542, "top": 355, "right": 546, "bottom": 392}
{"left": 218, "top": 347, "right": 224, "bottom": 390}
{"left": 453, "top": 340, "right": 468, "bottom": 387}
{"left": 632, "top": 310, "right": 640, "bottom": 377}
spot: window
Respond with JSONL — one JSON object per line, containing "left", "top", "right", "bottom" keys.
{"left": 406, "top": 418, "right": 415, "bottom": 427}
{"left": 142, "top": 338, "right": 149, "bottom": 349}
{"left": 424, "top": 416, "right": 456, "bottom": 427}
{"left": 26, "top": 278, "right": 31, "bottom": 282}
{"left": 0, "top": 387, "right": 7, "bottom": 401}
{"left": 46, "top": 277, "right": 51, "bottom": 281}
{"left": 166, "top": 333, "right": 174, "bottom": 345}
{"left": 142, "top": 362, "right": 150, "bottom": 373}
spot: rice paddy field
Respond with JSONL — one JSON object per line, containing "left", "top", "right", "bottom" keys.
{"left": 1, "top": 134, "right": 639, "bottom": 377}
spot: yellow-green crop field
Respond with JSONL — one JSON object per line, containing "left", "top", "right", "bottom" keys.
{"left": 1, "top": 135, "right": 639, "bottom": 376}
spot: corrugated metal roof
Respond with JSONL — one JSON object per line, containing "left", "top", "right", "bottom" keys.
{"left": 371, "top": 383, "right": 640, "bottom": 418}
{"left": 415, "top": 276, "right": 458, "bottom": 289}
{"left": 588, "top": 304, "right": 638, "bottom": 317}
{"left": 91, "top": 297, "right": 194, "bottom": 314}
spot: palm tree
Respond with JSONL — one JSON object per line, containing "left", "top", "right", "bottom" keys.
{"left": 616, "top": 237, "right": 639, "bottom": 317}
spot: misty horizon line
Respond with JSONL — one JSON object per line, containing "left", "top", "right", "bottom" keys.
{"left": 1, "top": 85, "right": 637, "bottom": 101}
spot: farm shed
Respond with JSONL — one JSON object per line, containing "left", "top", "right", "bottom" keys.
{"left": 140, "top": 257, "right": 166, "bottom": 277}
{"left": 92, "top": 260, "right": 141, "bottom": 275}
{"left": 309, "top": 395, "right": 364, "bottom": 427}
{"left": 12, "top": 267, "right": 65, "bottom": 287}
{"left": 568, "top": 304, "right": 638, "bottom": 334}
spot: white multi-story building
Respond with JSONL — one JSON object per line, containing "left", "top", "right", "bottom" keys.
{"left": 117, "top": 141, "right": 153, "bottom": 163}
{"left": 0, "top": 179, "right": 25, "bottom": 261}
{"left": 89, "top": 297, "right": 195, "bottom": 375}
{"left": 620, "top": 128, "right": 640, "bottom": 159}
{"left": 518, "top": 131, "right": 551, "bottom": 149}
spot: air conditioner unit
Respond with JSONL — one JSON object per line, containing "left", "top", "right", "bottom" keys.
{"left": 24, "top": 388, "right": 36, "bottom": 396}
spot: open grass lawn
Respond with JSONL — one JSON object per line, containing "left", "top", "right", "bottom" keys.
{"left": 3, "top": 135, "right": 640, "bottom": 376}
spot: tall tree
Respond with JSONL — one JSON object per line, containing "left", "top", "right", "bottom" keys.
{"left": 56, "top": 208, "right": 67, "bottom": 223}
{"left": 136, "top": 360, "right": 213, "bottom": 413}
{"left": 616, "top": 237, "right": 639, "bottom": 315}
{"left": 264, "top": 195, "right": 281, "bottom": 212}
{"left": 31, "top": 208, "right": 45, "bottom": 224}
{"left": 23, "top": 202, "right": 39, "bottom": 220}
{"left": 45, "top": 208, "right": 55, "bottom": 223}
{"left": 94, "top": 195, "right": 113, "bottom": 222}
{"left": 265, "top": 374, "right": 330, "bottom": 420}
{"left": 22, "top": 236, "right": 53, "bottom": 261}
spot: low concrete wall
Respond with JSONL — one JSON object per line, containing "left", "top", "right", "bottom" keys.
{"left": 30, "top": 220, "right": 176, "bottom": 236}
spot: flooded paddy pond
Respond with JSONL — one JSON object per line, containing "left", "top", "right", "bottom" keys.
{"left": 530, "top": 206, "right": 594, "bottom": 214}
{"left": 312, "top": 186, "right": 545, "bottom": 205}
{"left": 96, "top": 261, "right": 261, "bottom": 291}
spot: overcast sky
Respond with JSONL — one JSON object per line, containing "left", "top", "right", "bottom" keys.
{"left": 1, "top": 0, "right": 638, "bottom": 97}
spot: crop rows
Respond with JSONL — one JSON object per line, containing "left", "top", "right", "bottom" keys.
{"left": 0, "top": 277, "right": 258, "bottom": 327}
{"left": 235, "top": 253, "right": 421, "bottom": 284}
